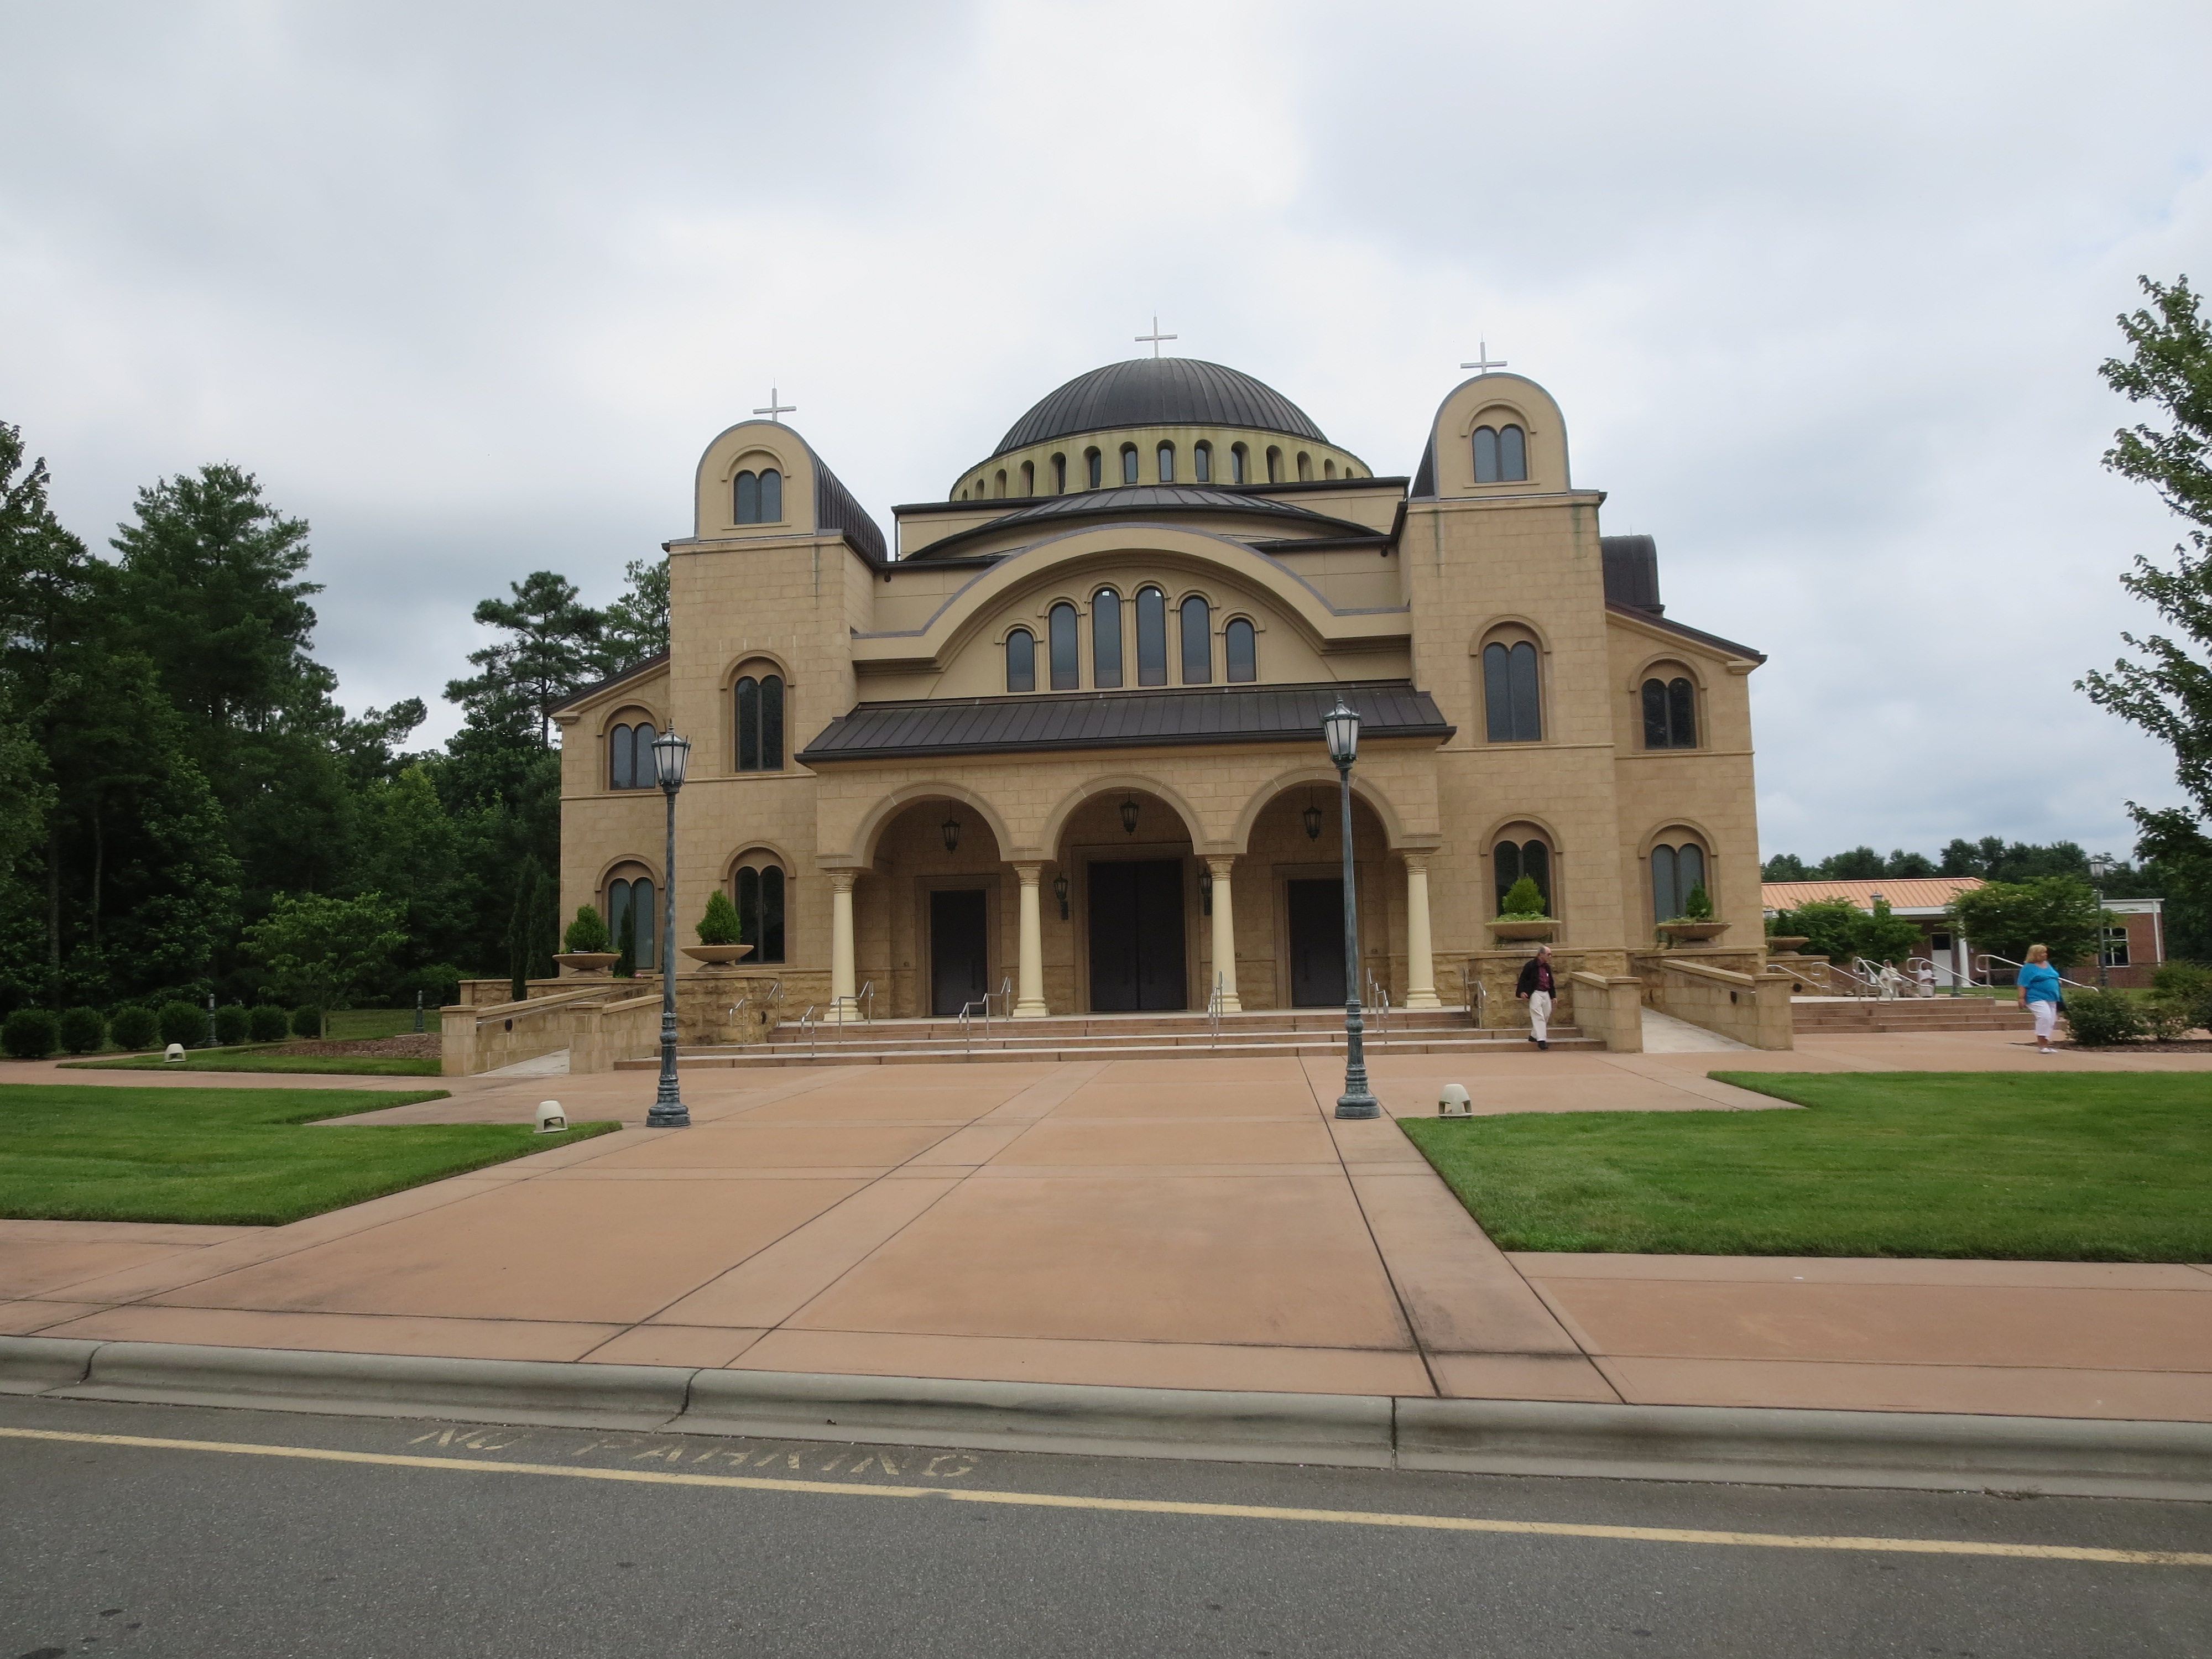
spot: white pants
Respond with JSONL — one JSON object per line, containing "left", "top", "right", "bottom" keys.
{"left": 1528, "top": 990, "right": 1553, "bottom": 1042}
{"left": 2031, "top": 1001, "right": 2058, "bottom": 1039}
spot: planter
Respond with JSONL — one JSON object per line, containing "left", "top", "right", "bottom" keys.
{"left": 553, "top": 952, "right": 620, "bottom": 975}
{"left": 1489, "top": 918, "right": 1558, "bottom": 942}
{"left": 1764, "top": 936, "right": 1809, "bottom": 953}
{"left": 1657, "top": 921, "right": 1730, "bottom": 944}
{"left": 681, "top": 944, "right": 756, "bottom": 969}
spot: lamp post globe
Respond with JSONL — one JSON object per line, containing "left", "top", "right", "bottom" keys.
{"left": 1322, "top": 700, "right": 1380, "bottom": 1119}
{"left": 648, "top": 731, "right": 692, "bottom": 1128}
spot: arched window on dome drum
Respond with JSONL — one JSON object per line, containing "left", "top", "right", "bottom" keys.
{"left": 1323, "top": 458, "right": 1336, "bottom": 479}
{"left": 1157, "top": 442, "right": 1175, "bottom": 483}
{"left": 1120, "top": 445, "right": 1140, "bottom": 485}
{"left": 1135, "top": 587, "right": 1167, "bottom": 686}
{"left": 1266, "top": 447, "right": 1282, "bottom": 483}
{"left": 1230, "top": 444, "right": 1248, "bottom": 484}
{"left": 1483, "top": 642, "right": 1542, "bottom": 743}
{"left": 733, "top": 676, "right": 784, "bottom": 771}
{"left": 1180, "top": 595, "right": 1211, "bottom": 684}
{"left": 1052, "top": 453, "right": 1067, "bottom": 494}
{"left": 1020, "top": 460, "right": 1035, "bottom": 497}
{"left": 733, "top": 863, "right": 786, "bottom": 964}
{"left": 609, "top": 721, "right": 656, "bottom": 789}
{"left": 1048, "top": 602, "right": 1079, "bottom": 691}
{"left": 1193, "top": 442, "right": 1212, "bottom": 483}
{"left": 1092, "top": 588, "right": 1124, "bottom": 688}
{"left": 1005, "top": 629, "right": 1036, "bottom": 693}
{"left": 994, "top": 469, "right": 1007, "bottom": 499}
{"left": 1493, "top": 839, "right": 1551, "bottom": 915}
{"left": 1650, "top": 841, "right": 1706, "bottom": 924}
{"left": 1296, "top": 452, "right": 1312, "bottom": 481}
{"left": 1086, "top": 449, "right": 1103, "bottom": 489}
{"left": 1225, "top": 617, "right": 1256, "bottom": 684}
{"left": 1642, "top": 677, "right": 1697, "bottom": 749}
{"left": 734, "top": 469, "right": 782, "bottom": 524}
{"left": 606, "top": 875, "right": 655, "bottom": 974}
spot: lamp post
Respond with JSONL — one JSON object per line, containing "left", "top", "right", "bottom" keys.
{"left": 2090, "top": 853, "right": 2111, "bottom": 989}
{"left": 1322, "top": 700, "right": 1379, "bottom": 1119}
{"left": 648, "top": 730, "right": 692, "bottom": 1129}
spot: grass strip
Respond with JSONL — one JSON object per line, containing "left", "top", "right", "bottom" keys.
{"left": 62, "top": 1051, "right": 441, "bottom": 1077}
{"left": 1397, "top": 1071, "right": 2211, "bottom": 1261}
{"left": 0, "top": 1084, "right": 618, "bottom": 1225}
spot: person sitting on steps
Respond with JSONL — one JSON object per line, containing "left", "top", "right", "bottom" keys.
{"left": 1516, "top": 945, "right": 1557, "bottom": 1052}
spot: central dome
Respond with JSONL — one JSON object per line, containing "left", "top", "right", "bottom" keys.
{"left": 993, "top": 358, "right": 1328, "bottom": 457}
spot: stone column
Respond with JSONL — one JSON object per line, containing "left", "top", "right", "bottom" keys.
{"left": 1404, "top": 853, "right": 1442, "bottom": 1010}
{"left": 1013, "top": 862, "right": 1048, "bottom": 1018}
{"left": 829, "top": 870, "right": 857, "bottom": 1005}
{"left": 1204, "top": 856, "right": 1243, "bottom": 1013}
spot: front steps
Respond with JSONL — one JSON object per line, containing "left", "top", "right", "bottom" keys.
{"left": 1792, "top": 995, "right": 2036, "bottom": 1035}
{"left": 613, "top": 1005, "right": 1601, "bottom": 1069}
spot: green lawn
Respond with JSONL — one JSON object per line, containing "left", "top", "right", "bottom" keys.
{"left": 0, "top": 1084, "right": 617, "bottom": 1225}
{"left": 64, "top": 1049, "right": 441, "bottom": 1077}
{"left": 322, "top": 1008, "right": 440, "bottom": 1040}
{"left": 1398, "top": 1071, "right": 2211, "bottom": 1261}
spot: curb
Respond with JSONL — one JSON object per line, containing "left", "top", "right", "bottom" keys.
{"left": 3, "top": 1335, "right": 2207, "bottom": 1500}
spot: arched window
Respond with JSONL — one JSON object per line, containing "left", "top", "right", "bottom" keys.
{"left": 1048, "top": 602, "right": 1079, "bottom": 690}
{"left": 994, "top": 469, "right": 1007, "bottom": 499}
{"left": 1483, "top": 641, "right": 1542, "bottom": 743}
{"left": 1052, "top": 453, "right": 1067, "bottom": 494}
{"left": 733, "top": 675, "right": 785, "bottom": 771}
{"left": 1157, "top": 442, "right": 1175, "bottom": 483}
{"left": 1230, "top": 444, "right": 1248, "bottom": 484}
{"left": 1266, "top": 446, "right": 1282, "bottom": 483}
{"left": 1473, "top": 427, "right": 1499, "bottom": 483}
{"left": 606, "top": 872, "right": 657, "bottom": 972}
{"left": 1642, "top": 676, "right": 1698, "bottom": 749}
{"left": 1296, "top": 452, "right": 1312, "bottom": 481}
{"left": 1493, "top": 839, "right": 1551, "bottom": 915}
{"left": 1474, "top": 425, "right": 1529, "bottom": 484}
{"left": 1006, "top": 629, "right": 1036, "bottom": 693}
{"left": 1120, "top": 444, "right": 1140, "bottom": 485}
{"left": 1086, "top": 448, "right": 1103, "bottom": 489}
{"left": 608, "top": 721, "right": 657, "bottom": 789}
{"left": 1323, "top": 458, "right": 1336, "bottom": 479}
{"left": 1135, "top": 586, "right": 1167, "bottom": 686}
{"left": 1020, "top": 460, "right": 1035, "bottom": 497}
{"left": 1193, "top": 442, "right": 1212, "bottom": 483}
{"left": 1092, "top": 587, "right": 1124, "bottom": 688}
{"left": 1651, "top": 840, "right": 1708, "bottom": 924}
{"left": 1225, "top": 617, "right": 1256, "bottom": 684}
{"left": 732, "top": 860, "right": 787, "bottom": 964}
{"left": 1180, "top": 595, "right": 1211, "bottom": 684}
{"left": 734, "top": 468, "right": 782, "bottom": 524}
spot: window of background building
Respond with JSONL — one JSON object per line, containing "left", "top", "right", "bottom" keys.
{"left": 733, "top": 674, "right": 785, "bottom": 771}
{"left": 1483, "top": 641, "right": 1541, "bottom": 742}
{"left": 1193, "top": 442, "right": 1212, "bottom": 483}
{"left": 1135, "top": 587, "right": 1167, "bottom": 686}
{"left": 1180, "top": 596, "right": 1211, "bottom": 684}
{"left": 1052, "top": 453, "right": 1067, "bottom": 493}
{"left": 1048, "top": 602, "right": 1079, "bottom": 690}
{"left": 733, "top": 863, "right": 786, "bottom": 963}
{"left": 734, "top": 468, "right": 782, "bottom": 524}
{"left": 1642, "top": 676, "right": 1697, "bottom": 749}
{"left": 606, "top": 873, "right": 656, "bottom": 969}
{"left": 1006, "top": 629, "right": 1036, "bottom": 693}
{"left": 1086, "top": 449, "right": 1103, "bottom": 489}
{"left": 1092, "top": 588, "right": 1123, "bottom": 687}
{"left": 1225, "top": 617, "right": 1256, "bottom": 683}
{"left": 1473, "top": 424, "right": 1528, "bottom": 483}
{"left": 1493, "top": 839, "right": 1551, "bottom": 914}
{"left": 1121, "top": 445, "right": 1140, "bottom": 484}
{"left": 1651, "top": 841, "right": 1707, "bottom": 922}
{"left": 1231, "top": 444, "right": 1248, "bottom": 484}
{"left": 608, "top": 719, "right": 658, "bottom": 789}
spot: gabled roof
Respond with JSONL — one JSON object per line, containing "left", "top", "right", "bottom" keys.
{"left": 1763, "top": 877, "right": 1984, "bottom": 912}
{"left": 550, "top": 650, "right": 669, "bottom": 715}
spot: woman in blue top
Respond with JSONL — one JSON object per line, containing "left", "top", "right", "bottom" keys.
{"left": 2015, "top": 943, "right": 2063, "bottom": 1054}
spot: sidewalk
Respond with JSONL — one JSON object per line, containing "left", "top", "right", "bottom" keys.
{"left": 4, "top": 1035, "right": 2209, "bottom": 1425}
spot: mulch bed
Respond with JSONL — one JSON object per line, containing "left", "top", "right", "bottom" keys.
{"left": 2052, "top": 1038, "right": 2212, "bottom": 1053}
{"left": 264, "top": 1035, "right": 444, "bottom": 1059}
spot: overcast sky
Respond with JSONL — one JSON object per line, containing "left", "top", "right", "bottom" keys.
{"left": 6, "top": 1, "right": 2209, "bottom": 863}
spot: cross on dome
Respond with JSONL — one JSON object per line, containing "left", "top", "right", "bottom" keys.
{"left": 1135, "top": 316, "right": 1178, "bottom": 358}
{"left": 753, "top": 387, "right": 796, "bottom": 422}
{"left": 1460, "top": 341, "right": 1508, "bottom": 375}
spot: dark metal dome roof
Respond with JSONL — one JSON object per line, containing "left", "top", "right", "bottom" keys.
{"left": 993, "top": 358, "right": 1328, "bottom": 457}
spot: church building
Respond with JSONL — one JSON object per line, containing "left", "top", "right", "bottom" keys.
{"left": 552, "top": 355, "right": 1767, "bottom": 1033}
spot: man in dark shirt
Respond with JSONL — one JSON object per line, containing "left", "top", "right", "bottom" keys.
{"left": 1515, "top": 946, "right": 1556, "bottom": 1051}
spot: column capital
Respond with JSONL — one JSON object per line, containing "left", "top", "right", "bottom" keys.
{"left": 1400, "top": 851, "right": 1431, "bottom": 874}
{"left": 1011, "top": 860, "right": 1045, "bottom": 885}
{"left": 1204, "top": 854, "right": 1238, "bottom": 879}
{"left": 826, "top": 868, "right": 859, "bottom": 895}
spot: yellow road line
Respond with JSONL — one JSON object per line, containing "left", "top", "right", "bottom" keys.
{"left": 2, "top": 1426, "right": 2204, "bottom": 1568}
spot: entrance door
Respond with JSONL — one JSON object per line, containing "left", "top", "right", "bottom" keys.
{"left": 1287, "top": 878, "right": 1347, "bottom": 1006}
{"left": 930, "top": 889, "right": 989, "bottom": 1016}
{"left": 1088, "top": 860, "right": 1188, "bottom": 1011}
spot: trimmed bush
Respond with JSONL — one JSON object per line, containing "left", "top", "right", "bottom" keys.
{"left": 1498, "top": 875, "right": 1548, "bottom": 919}
{"left": 3, "top": 1008, "right": 60, "bottom": 1060}
{"left": 697, "top": 889, "right": 743, "bottom": 946}
{"left": 1681, "top": 883, "right": 1714, "bottom": 921}
{"left": 2142, "top": 995, "right": 2198, "bottom": 1042}
{"left": 248, "top": 1004, "right": 291, "bottom": 1042}
{"left": 158, "top": 1000, "right": 206, "bottom": 1048}
{"left": 57, "top": 1006, "right": 108, "bottom": 1055}
{"left": 290, "top": 1004, "right": 324, "bottom": 1039}
{"left": 108, "top": 1006, "right": 160, "bottom": 1051}
{"left": 564, "top": 905, "right": 611, "bottom": 953}
{"left": 2062, "top": 989, "right": 2144, "bottom": 1048}
{"left": 212, "top": 1004, "right": 253, "bottom": 1045}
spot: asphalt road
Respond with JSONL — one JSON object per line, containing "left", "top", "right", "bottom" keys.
{"left": 3, "top": 1393, "right": 2207, "bottom": 1658}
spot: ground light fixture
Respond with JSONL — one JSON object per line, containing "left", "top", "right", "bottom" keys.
{"left": 1053, "top": 872, "right": 1070, "bottom": 919}
{"left": 648, "top": 729, "right": 692, "bottom": 1129}
{"left": 1322, "top": 698, "right": 1379, "bottom": 1119}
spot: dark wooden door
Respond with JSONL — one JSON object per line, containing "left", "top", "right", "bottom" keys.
{"left": 1087, "top": 860, "right": 1188, "bottom": 1011}
{"left": 929, "top": 889, "right": 989, "bottom": 1016}
{"left": 1287, "top": 878, "right": 1347, "bottom": 1007}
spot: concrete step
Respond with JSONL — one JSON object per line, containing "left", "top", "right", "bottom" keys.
{"left": 617, "top": 1030, "right": 1599, "bottom": 1070}
{"left": 1792, "top": 998, "right": 2035, "bottom": 1032}
{"left": 765, "top": 1008, "right": 1481, "bottom": 1043}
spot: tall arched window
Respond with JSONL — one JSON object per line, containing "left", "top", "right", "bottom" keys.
{"left": 1323, "top": 458, "right": 1336, "bottom": 479}
{"left": 1180, "top": 595, "right": 1212, "bottom": 684}
{"left": 1086, "top": 448, "right": 1103, "bottom": 489}
{"left": 1230, "top": 444, "right": 1248, "bottom": 484}
{"left": 734, "top": 468, "right": 783, "bottom": 524}
{"left": 1483, "top": 641, "right": 1542, "bottom": 742}
{"left": 1052, "top": 453, "right": 1067, "bottom": 493}
{"left": 1157, "top": 442, "right": 1175, "bottom": 482}
{"left": 1473, "top": 424, "right": 1529, "bottom": 484}
{"left": 1296, "top": 452, "right": 1312, "bottom": 481}
{"left": 606, "top": 872, "right": 656, "bottom": 972}
{"left": 1193, "top": 442, "right": 1212, "bottom": 483}
{"left": 1225, "top": 617, "right": 1256, "bottom": 684}
{"left": 733, "top": 860, "right": 787, "bottom": 964}
{"left": 1651, "top": 841, "right": 1708, "bottom": 923}
{"left": 1006, "top": 629, "right": 1036, "bottom": 693}
{"left": 1266, "top": 446, "right": 1282, "bottom": 483}
{"left": 609, "top": 721, "right": 658, "bottom": 789}
{"left": 1642, "top": 676, "right": 1698, "bottom": 749}
{"left": 1048, "top": 602, "right": 1079, "bottom": 690}
{"left": 1092, "top": 588, "right": 1124, "bottom": 688}
{"left": 1120, "top": 444, "right": 1140, "bottom": 484}
{"left": 1493, "top": 839, "right": 1551, "bottom": 914}
{"left": 1135, "top": 586, "right": 1167, "bottom": 686}
{"left": 994, "top": 469, "right": 1008, "bottom": 498}
{"left": 733, "top": 674, "right": 785, "bottom": 771}
{"left": 1020, "top": 460, "right": 1035, "bottom": 497}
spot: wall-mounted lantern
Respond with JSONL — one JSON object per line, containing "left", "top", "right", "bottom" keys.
{"left": 1052, "top": 873, "right": 1070, "bottom": 920}
{"left": 1120, "top": 795, "right": 1140, "bottom": 834}
{"left": 941, "top": 816, "right": 962, "bottom": 853}
{"left": 1197, "top": 864, "right": 1214, "bottom": 916}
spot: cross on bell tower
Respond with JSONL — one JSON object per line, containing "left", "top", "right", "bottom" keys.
{"left": 1135, "top": 316, "right": 1178, "bottom": 358}
{"left": 753, "top": 387, "right": 796, "bottom": 422}
{"left": 1460, "top": 341, "right": 1508, "bottom": 374}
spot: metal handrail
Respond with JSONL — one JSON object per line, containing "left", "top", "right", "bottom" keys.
{"left": 798, "top": 1004, "right": 818, "bottom": 1059}
{"left": 826, "top": 982, "right": 874, "bottom": 1038}
{"left": 994, "top": 975, "right": 1013, "bottom": 1020}
{"left": 1365, "top": 973, "right": 1391, "bottom": 1038}
{"left": 1207, "top": 974, "right": 1224, "bottom": 1049}
{"left": 1976, "top": 953, "right": 2098, "bottom": 993}
{"left": 1463, "top": 963, "right": 1489, "bottom": 1029}
{"left": 957, "top": 995, "right": 992, "bottom": 1056}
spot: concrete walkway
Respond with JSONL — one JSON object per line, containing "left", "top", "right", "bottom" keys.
{"left": 4, "top": 1034, "right": 2209, "bottom": 1423}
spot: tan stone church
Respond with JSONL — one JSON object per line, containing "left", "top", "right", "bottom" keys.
{"left": 552, "top": 354, "right": 1767, "bottom": 1034}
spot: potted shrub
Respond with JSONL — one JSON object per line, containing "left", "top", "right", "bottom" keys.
{"left": 1489, "top": 875, "right": 1558, "bottom": 942}
{"left": 555, "top": 905, "right": 620, "bottom": 975}
{"left": 683, "top": 889, "right": 755, "bottom": 968}
{"left": 1658, "top": 882, "right": 1729, "bottom": 944}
